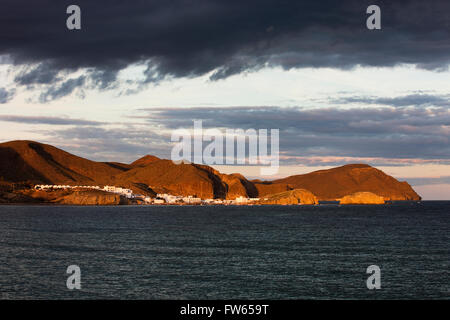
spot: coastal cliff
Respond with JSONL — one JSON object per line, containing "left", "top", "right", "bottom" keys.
{"left": 339, "top": 192, "right": 385, "bottom": 205}
{"left": 260, "top": 189, "right": 318, "bottom": 205}
{"left": 0, "top": 188, "right": 128, "bottom": 205}
{"left": 55, "top": 190, "right": 128, "bottom": 205}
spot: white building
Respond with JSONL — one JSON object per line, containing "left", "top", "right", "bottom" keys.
{"left": 144, "top": 197, "right": 153, "bottom": 203}
{"left": 182, "top": 195, "right": 202, "bottom": 204}
{"left": 103, "top": 186, "right": 134, "bottom": 198}
{"left": 34, "top": 184, "right": 101, "bottom": 191}
{"left": 235, "top": 196, "right": 248, "bottom": 204}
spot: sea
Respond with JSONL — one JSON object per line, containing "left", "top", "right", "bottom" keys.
{"left": 0, "top": 202, "right": 449, "bottom": 300}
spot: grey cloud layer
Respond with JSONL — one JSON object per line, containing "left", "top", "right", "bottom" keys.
{"left": 332, "top": 94, "right": 450, "bottom": 107}
{"left": 0, "top": 115, "right": 104, "bottom": 126}
{"left": 3, "top": 103, "right": 450, "bottom": 165}
{"left": 0, "top": 88, "right": 15, "bottom": 103}
{"left": 405, "top": 176, "right": 450, "bottom": 187}
{"left": 2, "top": 0, "right": 450, "bottom": 100}
{"left": 139, "top": 105, "right": 450, "bottom": 162}
{"left": 44, "top": 126, "right": 171, "bottom": 163}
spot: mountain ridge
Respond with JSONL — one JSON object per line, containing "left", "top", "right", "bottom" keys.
{"left": 0, "top": 140, "right": 421, "bottom": 201}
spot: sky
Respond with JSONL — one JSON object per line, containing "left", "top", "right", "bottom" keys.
{"left": 1, "top": 0, "right": 450, "bottom": 199}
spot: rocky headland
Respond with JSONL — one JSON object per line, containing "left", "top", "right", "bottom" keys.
{"left": 0, "top": 140, "right": 421, "bottom": 205}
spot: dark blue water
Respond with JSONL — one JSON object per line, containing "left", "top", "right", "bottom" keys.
{"left": 0, "top": 202, "right": 449, "bottom": 299}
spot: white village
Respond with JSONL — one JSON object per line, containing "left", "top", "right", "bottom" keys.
{"left": 34, "top": 184, "right": 260, "bottom": 205}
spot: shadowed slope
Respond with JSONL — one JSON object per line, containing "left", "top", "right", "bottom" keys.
{"left": 113, "top": 159, "right": 218, "bottom": 199}
{"left": 0, "top": 140, "right": 125, "bottom": 185}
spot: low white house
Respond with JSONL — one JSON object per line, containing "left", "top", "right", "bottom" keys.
{"left": 103, "top": 186, "right": 134, "bottom": 198}
{"left": 144, "top": 197, "right": 153, "bottom": 203}
{"left": 182, "top": 196, "right": 202, "bottom": 204}
{"left": 235, "top": 196, "right": 248, "bottom": 204}
{"left": 34, "top": 184, "right": 101, "bottom": 191}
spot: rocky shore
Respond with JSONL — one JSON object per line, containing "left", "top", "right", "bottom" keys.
{"left": 259, "top": 189, "right": 318, "bottom": 205}
{"left": 0, "top": 189, "right": 129, "bottom": 205}
{"left": 339, "top": 192, "right": 385, "bottom": 205}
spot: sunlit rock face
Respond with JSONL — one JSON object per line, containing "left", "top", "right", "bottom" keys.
{"left": 272, "top": 164, "right": 421, "bottom": 201}
{"left": 56, "top": 190, "right": 128, "bottom": 205}
{"left": 260, "top": 189, "right": 318, "bottom": 205}
{"left": 339, "top": 192, "right": 385, "bottom": 205}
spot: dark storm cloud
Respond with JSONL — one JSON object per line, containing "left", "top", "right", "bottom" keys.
{"left": 14, "top": 63, "right": 61, "bottom": 86}
{"left": 1, "top": 0, "right": 450, "bottom": 100}
{"left": 0, "top": 88, "right": 15, "bottom": 103}
{"left": 137, "top": 106, "right": 450, "bottom": 163}
{"left": 89, "top": 69, "right": 120, "bottom": 90}
{"left": 0, "top": 115, "right": 104, "bottom": 125}
{"left": 38, "top": 75, "right": 86, "bottom": 102}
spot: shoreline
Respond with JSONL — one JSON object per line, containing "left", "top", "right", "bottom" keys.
{"left": 0, "top": 201, "right": 425, "bottom": 207}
